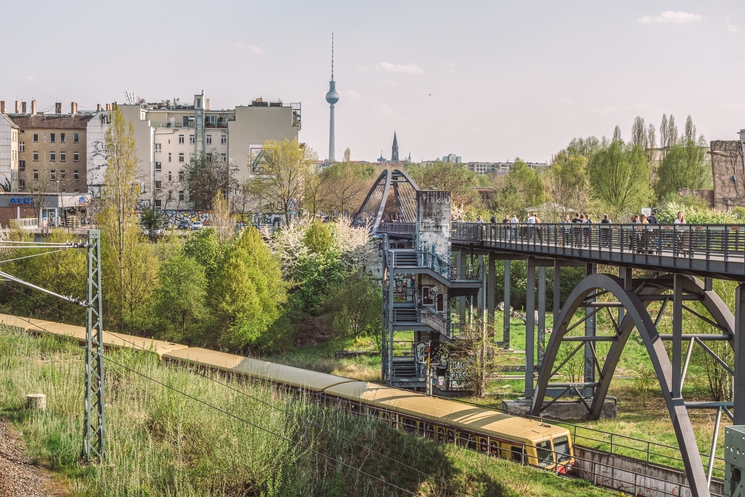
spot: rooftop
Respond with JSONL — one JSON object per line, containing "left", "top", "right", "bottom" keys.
{"left": 9, "top": 114, "right": 93, "bottom": 130}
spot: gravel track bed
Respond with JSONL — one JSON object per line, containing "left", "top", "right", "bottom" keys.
{"left": 0, "top": 419, "right": 60, "bottom": 497}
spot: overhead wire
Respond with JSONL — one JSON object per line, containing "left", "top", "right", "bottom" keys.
{"left": 0, "top": 308, "right": 421, "bottom": 496}
{"left": 0, "top": 286, "right": 438, "bottom": 486}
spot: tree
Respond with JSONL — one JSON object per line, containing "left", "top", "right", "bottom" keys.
{"left": 612, "top": 125, "right": 622, "bottom": 143}
{"left": 631, "top": 117, "right": 647, "bottom": 149}
{"left": 588, "top": 140, "right": 652, "bottom": 217}
{"left": 152, "top": 255, "right": 208, "bottom": 342}
{"left": 343, "top": 147, "right": 351, "bottom": 162}
{"left": 98, "top": 107, "right": 159, "bottom": 332}
{"left": 246, "top": 139, "right": 316, "bottom": 226}
{"left": 547, "top": 153, "right": 590, "bottom": 212}
{"left": 303, "top": 219, "right": 333, "bottom": 254}
{"left": 318, "top": 161, "right": 371, "bottom": 216}
{"left": 654, "top": 138, "right": 711, "bottom": 200}
{"left": 406, "top": 160, "right": 480, "bottom": 208}
{"left": 181, "top": 151, "right": 238, "bottom": 210}
{"left": 183, "top": 228, "right": 223, "bottom": 278}
{"left": 210, "top": 190, "right": 234, "bottom": 243}
{"left": 209, "top": 227, "right": 287, "bottom": 351}
{"left": 140, "top": 206, "right": 164, "bottom": 240}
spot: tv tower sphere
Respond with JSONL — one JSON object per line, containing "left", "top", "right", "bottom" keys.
{"left": 326, "top": 82, "right": 339, "bottom": 105}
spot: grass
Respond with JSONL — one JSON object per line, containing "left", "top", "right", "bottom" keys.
{"left": 0, "top": 327, "right": 622, "bottom": 496}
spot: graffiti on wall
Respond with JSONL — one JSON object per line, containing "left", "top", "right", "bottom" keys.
{"left": 416, "top": 191, "right": 452, "bottom": 278}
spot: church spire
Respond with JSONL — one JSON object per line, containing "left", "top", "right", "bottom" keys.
{"left": 391, "top": 131, "right": 399, "bottom": 162}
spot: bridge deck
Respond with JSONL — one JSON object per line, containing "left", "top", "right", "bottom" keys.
{"left": 381, "top": 222, "right": 745, "bottom": 281}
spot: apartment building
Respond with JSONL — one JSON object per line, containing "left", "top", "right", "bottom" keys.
{"left": 0, "top": 102, "right": 19, "bottom": 192}
{"left": 103, "top": 92, "right": 302, "bottom": 210}
{"left": 10, "top": 102, "right": 92, "bottom": 194}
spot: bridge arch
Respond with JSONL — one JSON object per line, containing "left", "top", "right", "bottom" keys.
{"left": 531, "top": 272, "right": 734, "bottom": 496}
{"left": 353, "top": 169, "right": 419, "bottom": 231}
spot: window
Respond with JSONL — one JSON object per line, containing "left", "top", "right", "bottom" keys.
{"left": 206, "top": 135, "right": 212, "bottom": 145}
{"left": 60, "top": 133, "right": 66, "bottom": 143}
{"left": 50, "top": 170, "right": 56, "bottom": 181}
{"left": 168, "top": 153, "right": 172, "bottom": 163}
{"left": 33, "top": 152, "right": 39, "bottom": 162}
{"left": 19, "top": 142, "right": 25, "bottom": 152}
{"left": 178, "top": 171, "right": 184, "bottom": 182}
{"left": 19, "top": 160, "right": 25, "bottom": 171}
{"left": 221, "top": 134, "right": 227, "bottom": 145}
{"left": 33, "top": 133, "right": 38, "bottom": 143}
{"left": 73, "top": 133, "right": 79, "bottom": 143}
{"left": 60, "top": 152, "right": 66, "bottom": 162}
{"left": 19, "top": 179, "right": 25, "bottom": 189}
{"left": 155, "top": 161, "right": 162, "bottom": 172}
{"left": 178, "top": 153, "right": 184, "bottom": 163}
{"left": 554, "top": 437, "right": 571, "bottom": 463}
{"left": 536, "top": 441, "right": 554, "bottom": 467}
{"left": 49, "top": 152, "right": 56, "bottom": 162}
{"left": 155, "top": 181, "right": 162, "bottom": 190}
{"left": 50, "top": 133, "right": 56, "bottom": 143}
{"left": 189, "top": 135, "right": 195, "bottom": 144}
{"left": 155, "top": 143, "right": 162, "bottom": 152}
{"left": 221, "top": 153, "right": 227, "bottom": 162}
{"left": 33, "top": 170, "right": 39, "bottom": 180}
{"left": 179, "top": 190, "right": 184, "bottom": 201}
{"left": 178, "top": 134, "right": 184, "bottom": 144}
{"left": 73, "top": 170, "right": 79, "bottom": 180}
{"left": 73, "top": 152, "right": 79, "bottom": 162}
{"left": 168, "top": 171, "right": 172, "bottom": 182}
{"left": 60, "top": 170, "right": 66, "bottom": 181}
{"left": 155, "top": 199, "right": 162, "bottom": 209}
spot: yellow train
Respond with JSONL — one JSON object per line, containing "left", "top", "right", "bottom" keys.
{"left": 0, "top": 313, "right": 574, "bottom": 474}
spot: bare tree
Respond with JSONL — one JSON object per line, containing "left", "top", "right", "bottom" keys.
{"left": 660, "top": 114, "right": 669, "bottom": 150}
{"left": 612, "top": 125, "right": 623, "bottom": 143}
{"left": 210, "top": 190, "right": 234, "bottom": 243}
{"left": 631, "top": 116, "right": 647, "bottom": 149}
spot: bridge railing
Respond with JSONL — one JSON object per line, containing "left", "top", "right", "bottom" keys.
{"left": 455, "top": 222, "right": 745, "bottom": 262}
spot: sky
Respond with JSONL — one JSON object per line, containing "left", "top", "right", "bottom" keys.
{"left": 3, "top": 0, "right": 744, "bottom": 163}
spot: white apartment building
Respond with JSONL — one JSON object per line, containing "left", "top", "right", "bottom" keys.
{"left": 466, "top": 161, "right": 549, "bottom": 175}
{"left": 89, "top": 92, "right": 301, "bottom": 210}
{"left": 0, "top": 106, "right": 19, "bottom": 192}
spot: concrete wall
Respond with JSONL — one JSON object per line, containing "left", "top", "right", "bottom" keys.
{"left": 711, "top": 140, "right": 745, "bottom": 210}
{"left": 575, "top": 446, "right": 723, "bottom": 497}
{"left": 86, "top": 111, "right": 110, "bottom": 192}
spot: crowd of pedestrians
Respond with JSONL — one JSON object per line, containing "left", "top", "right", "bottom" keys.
{"left": 476, "top": 209, "right": 691, "bottom": 256}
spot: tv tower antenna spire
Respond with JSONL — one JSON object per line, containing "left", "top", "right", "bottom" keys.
{"left": 325, "top": 33, "right": 339, "bottom": 162}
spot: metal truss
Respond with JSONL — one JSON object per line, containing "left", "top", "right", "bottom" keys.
{"left": 353, "top": 169, "right": 419, "bottom": 230}
{"left": 82, "top": 230, "right": 106, "bottom": 462}
{"left": 531, "top": 272, "right": 735, "bottom": 497}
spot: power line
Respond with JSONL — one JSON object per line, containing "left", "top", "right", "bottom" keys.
{"left": 0, "top": 303, "right": 435, "bottom": 488}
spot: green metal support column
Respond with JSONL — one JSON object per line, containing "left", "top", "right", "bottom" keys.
{"left": 503, "top": 260, "right": 511, "bottom": 348}
{"left": 583, "top": 263, "right": 596, "bottom": 398}
{"left": 82, "top": 230, "right": 106, "bottom": 462}
{"left": 525, "top": 257, "right": 536, "bottom": 397}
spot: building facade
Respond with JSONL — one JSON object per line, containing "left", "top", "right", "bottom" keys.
{"left": 108, "top": 92, "right": 301, "bottom": 210}
{"left": 466, "top": 161, "right": 549, "bottom": 175}
{"left": 0, "top": 106, "right": 19, "bottom": 192}
{"left": 8, "top": 102, "right": 92, "bottom": 196}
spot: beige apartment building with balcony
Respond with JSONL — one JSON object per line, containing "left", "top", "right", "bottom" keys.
{"left": 112, "top": 92, "right": 301, "bottom": 210}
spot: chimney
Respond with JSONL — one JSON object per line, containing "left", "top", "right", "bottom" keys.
{"left": 21, "top": 102, "right": 27, "bottom": 113}
{"left": 55, "top": 102, "right": 62, "bottom": 114}
{"left": 71, "top": 102, "right": 78, "bottom": 115}
{"left": 105, "top": 103, "right": 110, "bottom": 111}
{"left": 31, "top": 100, "right": 36, "bottom": 114}
{"left": 0, "top": 101, "right": 5, "bottom": 114}
{"left": 96, "top": 103, "right": 102, "bottom": 112}
{"left": 15, "top": 101, "right": 20, "bottom": 113}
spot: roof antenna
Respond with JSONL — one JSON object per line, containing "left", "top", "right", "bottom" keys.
{"left": 331, "top": 32, "right": 334, "bottom": 80}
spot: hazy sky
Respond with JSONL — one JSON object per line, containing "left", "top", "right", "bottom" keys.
{"left": 4, "top": 1, "right": 744, "bottom": 163}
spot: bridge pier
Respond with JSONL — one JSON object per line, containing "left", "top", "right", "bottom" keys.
{"left": 503, "top": 259, "right": 511, "bottom": 347}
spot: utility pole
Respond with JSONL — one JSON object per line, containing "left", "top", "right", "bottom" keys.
{"left": 82, "top": 230, "right": 106, "bottom": 462}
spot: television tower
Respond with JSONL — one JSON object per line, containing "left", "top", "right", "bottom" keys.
{"left": 325, "top": 33, "right": 339, "bottom": 162}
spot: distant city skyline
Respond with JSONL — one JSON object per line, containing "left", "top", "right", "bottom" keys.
{"left": 2, "top": 0, "right": 743, "bottom": 164}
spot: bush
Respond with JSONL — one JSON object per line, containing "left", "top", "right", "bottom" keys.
{"left": 656, "top": 200, "right": 737, "bottom": 224}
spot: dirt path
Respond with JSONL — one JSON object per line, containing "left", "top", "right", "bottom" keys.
{"left": 0, "top": 419, "right": 66, "bottom": 497}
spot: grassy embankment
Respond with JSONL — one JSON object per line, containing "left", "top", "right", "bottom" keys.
{"left": 0, "top": 326, "right": 619, "bottom": 497}
{"left": 268, "top": 305, "right": 729, "bottom": 480}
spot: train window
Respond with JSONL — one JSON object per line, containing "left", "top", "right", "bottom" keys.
{"left": 480, "top": 438, "right": 488, "bottom": 453}
{"left": 467, "top": 434, "right": 477, "bottom": 451}
{"left": 437, "top": 427, "right": 445, "bottom": 442}
{"left": 447, "top": 429, "right": 454, "bottom": 443}
{"left": 417, "top": 421, "right": 424, "bottom": 436}
{"left": 490, "top": 441, "right": 499, "bottom": 457}
{"left": 511, "top": 445, "right": 524, "bottom": 463}
{"left": 402, "top": 417, "right": 417, "bottom": 433}
{"left": 425, "top": 424, "right": 434, "bottom": 439}
{"left": 391, "top": 415, "right": 398, "bottom": 429}
{"left": 554, "top": 436, "right": 571, "bottom": 463}
{"left": 536, "top": 441, "right": 554, "bottom": 467}
{"left": 458, "top": 432, "right": 468, "bottom": 447}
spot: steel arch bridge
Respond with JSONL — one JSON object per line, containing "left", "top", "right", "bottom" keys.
{"left": 352, "top": 169, "right": 419, "bottom": 230}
